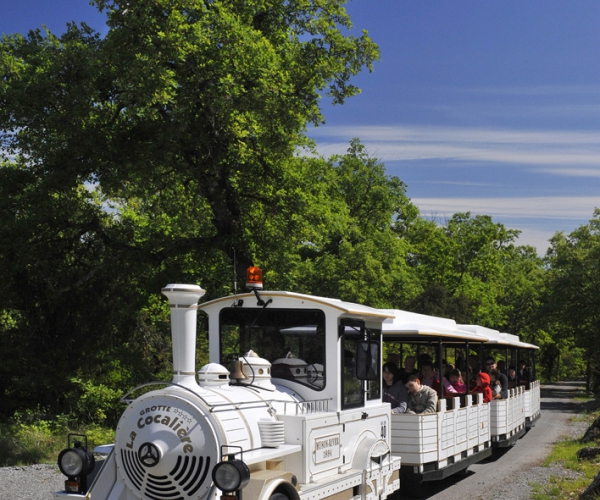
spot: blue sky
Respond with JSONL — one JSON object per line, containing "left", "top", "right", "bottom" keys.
{"left": 2, "top": 1, "right": 599, "bottom": 254}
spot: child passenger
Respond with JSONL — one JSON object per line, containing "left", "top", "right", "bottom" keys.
{"left": 471, "top": 372, "right": 493, "bottom": 403}
{"left": 449, "top": 368, "right": 467, "bottom": 394}
{"left": 490, "top": 370, "right": 502, "bottom": 399}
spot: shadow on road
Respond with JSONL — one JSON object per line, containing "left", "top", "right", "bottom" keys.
{"left": 541, "top": 400, "right": 581, "bottom": 412}
{"left": 541, "top": 381, "right": 585, "bottom": 413}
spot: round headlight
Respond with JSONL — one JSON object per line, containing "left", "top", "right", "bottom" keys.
{"left": 212, "top": 460, "right": 250, "bottom": 492}
{"left": 58, "top": 446, "right": 94, "bottom": 477}
{"left": 58, "top": 448, "right": 85, "bottom": 476}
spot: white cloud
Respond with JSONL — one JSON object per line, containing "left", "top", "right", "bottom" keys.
{"left": 536, "top": 168, "right": 600, "bottom": 178}
{"left": 411, "top": 196, "right": 599, "bottom": 254}
{"left": 512, "top": 227, "right": 557, "bottom": 255}
{"left": 310, "top": 125, "right": 600, "bottom": 171}
{"left": 313, "top": 126, "right": 600, "bottom": 145}
{"left": 412, "top": 196, "right": 599, "bottom": 220}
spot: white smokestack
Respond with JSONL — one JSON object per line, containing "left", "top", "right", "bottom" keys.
{"left": 161, "top": 284, "right": 206, "bottom": 389}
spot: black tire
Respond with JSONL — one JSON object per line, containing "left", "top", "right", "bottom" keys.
{"left": 269, "top": 493, "right": 290, "bottom": 500}
{"left": 402, "top": 478, "right": 429, "bottom": 499}
{"left": 456, "top": 465, "right": 470, "bottom": 476}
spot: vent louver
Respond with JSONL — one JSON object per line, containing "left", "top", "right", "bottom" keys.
{"left": 121, "top": 448, "right": 211, "bottom": 499}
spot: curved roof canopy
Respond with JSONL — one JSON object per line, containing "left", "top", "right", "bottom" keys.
{"left": 381, "top": 309, "right": 489, "bottom": 343}
{"left": 458, "top": 325, "right": 539, "bottom": 349}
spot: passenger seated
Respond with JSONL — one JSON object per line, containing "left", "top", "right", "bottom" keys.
{"left": 507, "top": 365, "right": 517, "bottom": 388}
{"left": 405, "top": 375, "right": 438, "bottom": 414}
{"left": 490, "top": 369, "right": 507, "bottom": 399}
{"left": 497, "top": 359, "right": 507, "bottom": 374}
{"left": 420, "top": 362, "right": 457, "bottom": 396}
{"left": 469, "top": 355, "right": 482, "bottom": 377}
{"left": 441, "top": 359, "right": 454, "bottom": 380}
{"left": 485, "top": 357, "right": 508, "bottom": 397}
{"left": 449, "top": 368, "right": 467, "bottom": 394}
{"left": 400, "top": 355, "right": 418, "bottom": 384}
{"left": 517, "top": 360, "right": 532, "bottom": 388}
{"left": 382, "top": 362, "right": 408, "bottom": 414}
{"left": 471, "top": 372, "right": 493, "bottom": 403}
{"left": 418, "top": 353, "right": 433, "bottom": 366}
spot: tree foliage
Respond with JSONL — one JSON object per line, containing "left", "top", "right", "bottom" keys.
{"left": 0, "top": 0, "right": 380, "bottom": 421}
{"left": 543, "top": 209, "right": 600, "bottom": 390}
{"left": 0, "top": 0, "right": 592, "bottom": 425}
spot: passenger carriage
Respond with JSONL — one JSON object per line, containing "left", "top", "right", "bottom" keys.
{"left": 380, "top": 310, "right": 492, "bottom": 491}
{"left": 458, "top": 325, "right": 541, "bottom": 443}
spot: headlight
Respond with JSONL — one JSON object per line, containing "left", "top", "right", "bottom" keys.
{"left": 212, "top": 459, "right": 250, "bottom": 492}
{"left": 58, "top": 444, "right": 94, "bottom": 477}
{"left": 57, "top": 435, "right": 96, "bottom": 495}
{"left": 58, "top": 448, "right": 85, "bottom": 476}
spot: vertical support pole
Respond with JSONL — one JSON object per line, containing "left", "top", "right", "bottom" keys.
{"left": 438, "top": 340, "right": 444, "bottom": 398}
{"left": 465, "top": 341, "right": 470, "bottom": 391}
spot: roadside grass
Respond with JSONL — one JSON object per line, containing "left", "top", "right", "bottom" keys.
{"left": 0, "top": 419, "right": 115, "bottom": 467}
{"left": 574, "top": 389, "right": 595, "bottom": 404}
{"left": 530, "top": 407, "right": 600, "bottom": 499}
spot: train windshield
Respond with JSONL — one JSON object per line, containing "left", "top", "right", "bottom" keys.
{"left": 219, "top": 308, "right": 326, "bottom": 390}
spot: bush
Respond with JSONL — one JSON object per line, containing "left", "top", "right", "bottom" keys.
{"left": 0, "top": 406, "right": 116, "bottom": 467}
{"left": 66, "top": 377, "right": 124, "bottom": 427}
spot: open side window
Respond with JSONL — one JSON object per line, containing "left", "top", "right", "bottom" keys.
{"left": 340, "top": 319, "right": 381, "bottom": 410}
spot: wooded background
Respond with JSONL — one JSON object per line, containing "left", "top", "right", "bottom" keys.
{"left": 1, "top": 0, "right": 597, "bottom": 427}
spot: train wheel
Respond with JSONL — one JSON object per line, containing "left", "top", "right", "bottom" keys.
{"left": 456, "top": 466, "right": 470, "bottom": 476}
{"left": 402, "top": 478, "right": 429, "bottom": 499}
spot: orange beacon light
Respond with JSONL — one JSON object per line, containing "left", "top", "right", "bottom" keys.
{"left": 245, "top": 266, "right": 263, "bottom": 290}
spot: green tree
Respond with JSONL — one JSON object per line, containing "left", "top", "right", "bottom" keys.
{"left": 277, "top": 139, "right": 420, "bottom": 307}
{"left": 496, "top": 244, "right": 545, "bottom": 341}
{"left": 0, "top": 0, "right": 379, "bottom": 421}
{"left": 544, "top": 209, "right": 600, "bottom": 390}
{"left": 407, "top": 212, "right": 522, "bottom": 325}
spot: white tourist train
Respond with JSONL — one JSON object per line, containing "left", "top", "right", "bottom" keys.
{"left": 52, "top": 269, "right": 540, "bottom": 500}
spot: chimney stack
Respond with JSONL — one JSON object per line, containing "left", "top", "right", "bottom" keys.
{"left": 161, "top": 284, "right": 206, "bottom": 389}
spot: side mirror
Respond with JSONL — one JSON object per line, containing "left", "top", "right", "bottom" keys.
{"left": 356, "top": 341, "right": 379, "bottom": 380}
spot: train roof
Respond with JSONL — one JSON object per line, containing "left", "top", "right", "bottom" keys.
{"left": 458, "top": 324, "right": 539, "bottom": 349}
{"left": 380, "top": 309, "right": 489, "bottom": 343}
{"left": 198, "top": 290, "right": 395, "bottom": 320}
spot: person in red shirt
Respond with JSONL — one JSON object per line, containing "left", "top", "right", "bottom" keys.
{"left": 471, "top": 372, "right": 493, "bottom": 403}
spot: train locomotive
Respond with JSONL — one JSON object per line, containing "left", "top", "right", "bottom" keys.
{"left": 53, "top": 271, "right": 402, "bottom": 500}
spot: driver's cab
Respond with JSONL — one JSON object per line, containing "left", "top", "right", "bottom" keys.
{"left": 198, "top": 287, "right": 393, "bottom": 412}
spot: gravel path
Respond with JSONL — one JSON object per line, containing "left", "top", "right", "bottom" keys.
{"left": 0, "top": 463, "right": 64, "bottom": 500}
{"left": 424, "top": 380, "right": 588, "bottom": 500}
{"left": 0, "top": 381, "right": 590, "bottom": 500}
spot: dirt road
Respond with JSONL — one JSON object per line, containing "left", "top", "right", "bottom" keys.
{"left": 420, "top": 381, "right": 585, "bottom": 500}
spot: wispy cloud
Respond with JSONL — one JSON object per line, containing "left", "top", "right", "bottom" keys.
{"left": 412, "top": 196, "right": 600, "bottom": 253}
{"left": 456, "top": 84, "right": 600, "bottom": 97}
{"left": 413, "top": 196, "right": 599, "bottom": 221}
{"left": 311, "top": 125, "right": 600, "bottom": 171}
{"left": 537, "top": 168, "right": 600, "bottom": 178}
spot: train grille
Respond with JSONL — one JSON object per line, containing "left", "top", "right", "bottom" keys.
{"left": 120, "top": 448, "right": 211, "bottom": 499}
